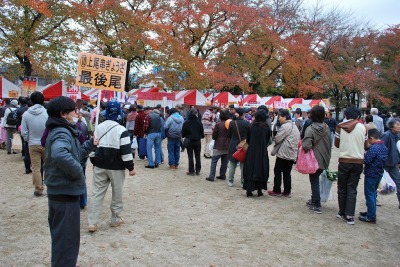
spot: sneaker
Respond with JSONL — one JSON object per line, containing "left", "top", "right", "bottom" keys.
{"left": 359, "top": 211, "right": 367, "bottom": 217}
{"left": 282, "top": 192, "right": 292, "bottom": 198}
{"left": 186, "top": 172, "right": 195, "bottom": 176}
{"left": 216, "top": 176, "right": 226, "bottom": 180}
{"left": 345, "top": 216, "right": 355, "bottom": 225}
{"left": 358, "top": 215, "right": 376, "bottom": 224}
{"left": 306, "top": 199, "right": 314, "bottom": 207}
{"left": 145, "top": 165, "right": 155, "bottom": 169}
{"left": 110, "top": 218, "right": 124, "bottom": 227}
{"left": 169, "top": 165, "right": 176, "bottom": 170}
{"left": 33, "top": 191, "right": 43, "bottom": 197}
{"left": 206, "top": 177, "right": 214, "bottom": 182}
{"left": 267, "top": 190, "right": 281, "bottom": 197}
{"left": 336, "top": 213, "right": 346, "bottom": 221}
{"left": 88, "top": 224, "right": 97, "bottom": 232}
{"left": 228, "top": 182, "right": 234, "bottom": 187}
{"left": 309, "top": 206, "right": 322, "bottom": 214}
{"left": 137, "top": 158, "right": 143, "bottom": 161}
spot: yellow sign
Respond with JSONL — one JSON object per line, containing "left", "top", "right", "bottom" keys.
{"left": 76, "top": 52, "right": 127, "bottom": 92}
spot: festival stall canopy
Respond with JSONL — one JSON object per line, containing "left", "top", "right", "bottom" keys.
{"left": 243, "top": 94, "right": 262, "bottom": 107}
{"left": 288, "top": 98, "right": 303, "bottom": 108}
{"left": 175, "top": 90, "right": 207, "bottom": 106}
{"left": 291, "top": 104, "right": 312, "bottom": 112}
{"left": 265, "top": 95, "right": 283, "bottom": 108}
{"left": 211, "top": 92, "right": 238, "bottom": 107}
{"left": 0, "top": 76, "right": 21, "bottom": 99}
{"left": 39, "top": 81, "right": 65, "bottom": 101}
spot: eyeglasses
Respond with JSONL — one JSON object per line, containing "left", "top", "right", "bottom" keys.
{"left": 67, "top": 107, "right": 79, "bottom": 114}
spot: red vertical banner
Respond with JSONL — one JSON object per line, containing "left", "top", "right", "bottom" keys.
{"left": 22, "top": 77, "right": 38, "bottom": 97}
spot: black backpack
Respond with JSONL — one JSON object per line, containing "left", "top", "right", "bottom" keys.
{"left": 6, "top": 108, "right": 18, "bottom": 126}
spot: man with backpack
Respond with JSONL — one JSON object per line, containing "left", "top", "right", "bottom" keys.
{"left": 1, "top": 99, "right": 18, "bottom": 154}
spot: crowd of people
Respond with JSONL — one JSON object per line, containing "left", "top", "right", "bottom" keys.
{"left": 1, "top": 93, "right": 400, "bottom": 266}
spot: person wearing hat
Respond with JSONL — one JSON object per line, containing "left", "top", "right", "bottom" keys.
{"left": 2, "top": 99, "right": 18, "bottom": 154}
{"left": 88, "top": 100, "right": 135, "bottom": 232}
{"left": 228, "top": 104, "right": 236, "bottom": 119}
{"left": 201, "top": 106, "right": 216, "bottom": 158}
{"left": 227, "top": 107, "right": 250, "bottom": 187}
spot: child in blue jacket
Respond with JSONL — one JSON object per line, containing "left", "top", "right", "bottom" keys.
{"left": 360, "top": 128, "right": 388, "bottom": 223}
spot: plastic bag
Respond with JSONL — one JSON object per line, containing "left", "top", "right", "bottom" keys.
{"left": 295, "top": 147, "right": 319, "bottom": 174}
{"left": 378, "top": 170, "right": 396, "bottom": 195}
{"left": 208, "top": 140, "right": 215, "bottom": 152}
{"left": 131, "top": 137, "right": 138, "bottom": 149}
{"left": 319, "top": 170, "right": 333, "bottom": 202}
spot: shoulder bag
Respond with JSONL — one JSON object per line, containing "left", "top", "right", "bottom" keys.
{"left": 232, "top": 121, "right": 248, "bottom": 162}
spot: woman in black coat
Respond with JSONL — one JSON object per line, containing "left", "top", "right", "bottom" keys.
{"left": 182, "top": 109, "right": 204, "bottom": 175}
{"left": 243, "top": 110, "right": 271, "bottom": 197}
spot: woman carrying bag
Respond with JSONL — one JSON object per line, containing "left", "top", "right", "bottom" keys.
{"left": 302, "top": 106, "right": 332, "bottom": 214}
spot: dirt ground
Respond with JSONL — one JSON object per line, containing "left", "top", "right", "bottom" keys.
{"left": 1, "top": 141, "right": 400, "bottom": 267}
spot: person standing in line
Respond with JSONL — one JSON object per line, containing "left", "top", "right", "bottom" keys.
{"left": 334, "top": 105, "right": 367, "bottom": 225}
{"left": 21, "top": 92, "right": 48, "bottom": 196}
{"left": 2, "top": 99, "right": 18, "bottom": 154}
{"left": 206, "top": 109, "right": 230, "bottom": 182}
{"left": 202, "top": 106, "right": 216, "bottom": 159}
{"left": 359, "top": 129, "right": 388, "bottom": 223}
{"left": 294, "top": 110, "right": 303, "bottom": 133}
{"left": 302, "top": 106, "right": 332, "bottom": 214}
{"left": 165, "top": 108, "right": 184, "bottom": 170}
{"left": 182, "top": 109, "right": 204, "bottom": 176}
{"left": 381, "top": 117, "right": 400, "bottom": 209}
{"left": 145, "top": 108, "right": 162, "bottom": 169}
{"left": 243, "top": 110, "right": 271, "bottom": 197}
{"left": 268, "top": 109, "right": 300, "bottom": 197}
{"left": 16, "top": 96, "right": 31, "bottom": 173}
{"left": 227, "top": 108, "right": 250, "bottom": 187}
{"left": 324, "top": 112, "right": 337, "bottom": 145}
{"left": 370, "top": 108, "right": 384, "bottom": 134}
{"left": 88, "top": 101, "right": 135, "bottom": 233}
{"left": 133, "top": 105, "right": 148, "bottom": 160}
{"left": 43, "top": 96, "right": 97, "bottom": 267}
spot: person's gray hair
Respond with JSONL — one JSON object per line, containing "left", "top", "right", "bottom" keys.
{"left": 387, "top": 117, "right": 400, "bottom": 129}
{"left": 370, "top": 108, "right": 379, "bottom": 115}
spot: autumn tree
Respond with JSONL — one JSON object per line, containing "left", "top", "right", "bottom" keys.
{"left": 0, "top": 0, "right": 78, "bottom": 80}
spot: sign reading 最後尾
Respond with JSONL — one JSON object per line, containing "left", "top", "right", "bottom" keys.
{"left": 76, "top": 52, "right": 127, "bottom": 92}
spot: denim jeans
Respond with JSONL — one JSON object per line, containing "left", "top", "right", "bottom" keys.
{"left": 228, "top": 160, "right": 243, "bottom": 185}
{"left": 273, "top": 157, "right": 294, "bottom": 194}
{"left": 208, "top": 154, "right": 228, "bottom": 179}
{"left": 187, "top": 140, "right": 201, "bottom": 173}
{"left": 146, "top": 132, "right": 161, "bottom": 166}
{"left": 5, "top": 127, "right": 16, "bottom": 153}
{"left": 364, "top": 176, "right": 381, "bottom": 219}
{"left": 337, "top": 162, "right": 363, "bottom": 217}
{"left": 309, "top": 169, "right": 324, "bottom": 207}
{"left": 167, "top": 139, "right": 181, "bottom": 166}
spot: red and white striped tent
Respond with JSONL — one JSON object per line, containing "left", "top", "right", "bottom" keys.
{"left": 0, "top": 76, "right": 20, "bottom": 100}
{"left": 211, "top": 92, "right": 238, "bottom": 107}
{"left": 84, "top": 88, "right": 128, "bottom": 102}
{"left": 243, "top": 94, "right": 262, "bottom": 107}
{"left": 175, "top": 90, "right": 207, "bottom": 106}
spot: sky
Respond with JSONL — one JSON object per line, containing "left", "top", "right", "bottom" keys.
{"left": 303, "top": 0, "right": 400, "bottom": 29}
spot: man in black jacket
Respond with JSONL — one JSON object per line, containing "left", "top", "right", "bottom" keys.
{"left": 227, "top": 108, "right": 250, "bottom": 187}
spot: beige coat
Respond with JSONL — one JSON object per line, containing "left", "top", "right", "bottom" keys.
{"left": 272, "top": 121, "right": 300, "bottom": 161}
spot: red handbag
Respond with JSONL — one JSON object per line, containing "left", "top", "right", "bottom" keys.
{"left": 233, "top": 146, "right": 247, "bottom": 162}
{"left": 232, "top": 122, "right": 248, "bottom": 163}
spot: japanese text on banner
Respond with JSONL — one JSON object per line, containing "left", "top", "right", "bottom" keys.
{"left": 76, "top": 52, "right": 127, "bottom": 92}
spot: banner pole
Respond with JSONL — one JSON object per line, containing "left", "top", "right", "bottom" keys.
{"left": 94, "top": 89, "right": 102, "bottom": 138}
